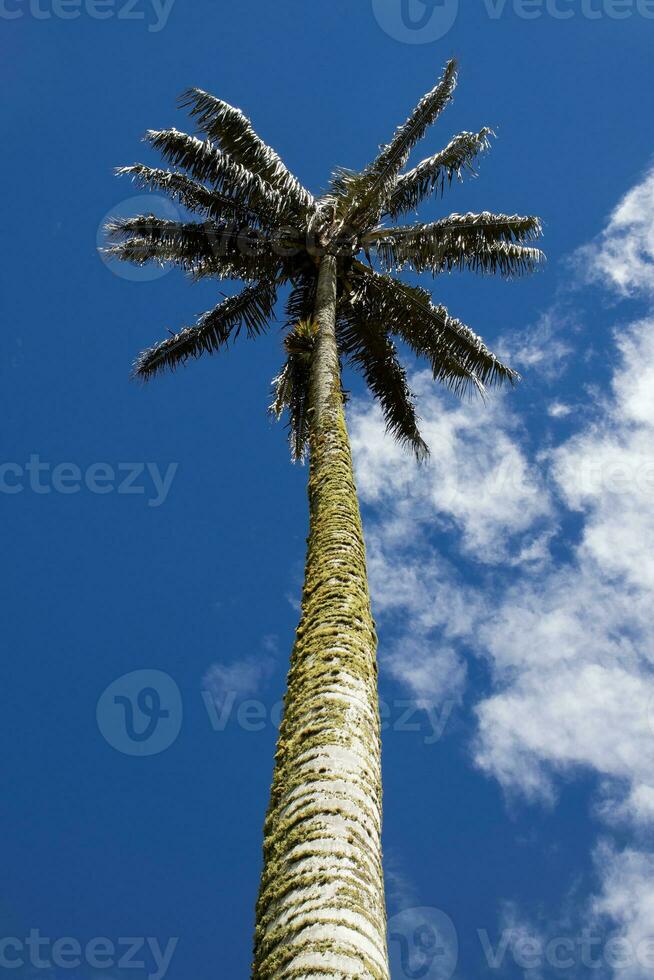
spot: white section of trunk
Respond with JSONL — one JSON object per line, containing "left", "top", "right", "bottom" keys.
{"left": 253, "top": 256, "right": 390, "bottom": 979}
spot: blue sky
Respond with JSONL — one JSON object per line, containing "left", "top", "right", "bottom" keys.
{"left": 3, "top": 2, "right": 654, "bottom": 979}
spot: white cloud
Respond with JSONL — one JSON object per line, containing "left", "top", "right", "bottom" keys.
{"left": 547, "top": 401, "right": 572, "bottom": 419}
{"left": 476, "top": 662, "right": 654, "bottom": 805}
{"left": 350, "top": 377, "right": 551, "bottom": 708}
{"left": 384, "top": 855, "right": 419, "bottom": 913}
{"left": 476, "top": 177, "right": 654, "bottom": 978}
{"left": 493, "top": 902, "right": 548, "bottom": 980}
{"left": 363, "top": 537, "right": 478, "bottom": 707}
{"left": 202, "top": 653, "right": 274, "bottom": 700}
{"left": 350, "top": 176, "right": 654, "bottom": 830}
{"left": 597, "top": 783, "right": 654, "bottom": 829}
{"left": 384, "top": 640, "right": 467, "bottom": 710}
{"left": 576, "top": 166, "right": 654, "bottom": 298}
{"left": 351, "top": 373, "right": 552, "bottom": 565}
{"left": 592, "top": 844, "right": 654, "bottom": 979}
{"left": 350, "top": 165, "right": 654, "bottom": 977}
{"left": 498, "top": 308, "right": 574, "bottom": 381}
{"left": 474, "top": 316, "right": 654, "bottom": 815}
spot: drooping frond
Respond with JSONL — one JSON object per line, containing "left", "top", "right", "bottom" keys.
{"left": 179, "top": 89, "right": 314, "bottom": 212}
{"left": 116, "top": 164, "right": 275, "bottom": 228}
{"left": 270, "top": 319, "right": 318, "bottom": 461}
{"left": 105, "top": 215, "right": 287, "bottom": 282}
{"left": 349, "top": 263, "right": 519, "bottom": 394}
{"left": 337, "top": 298, "right": 428, "bottom": 460}
{"left": 285, "top": 275, "right": 317, "bottom": 328}
{"left": 133, "top": 279, "right": 279, "bottom": 380}
{"left": 332, "top": 60, "right": 458, "bottom": 230}
{"left": 368, "top": 212, "right": 544, "bottom": 277}
{"left": 143, "top": 129, "right": 293, "bottom": 223}
{"left": 384, "top": 128, "right": 493, "bottom": 219}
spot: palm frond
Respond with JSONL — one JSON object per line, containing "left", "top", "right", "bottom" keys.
{"left": 105, "top": 215, "right": 286, "bottom": 281}
{"left": 133, "top": 279, "right": 279, "bottom": 380}
{"left": 115, "top": 163, "right": 277, "bottom": 228}
{"left": 368, "top": 212, "right": 544, "bottom": 277}
{"left": 270, "top": 319, "right": 318, "bottom": 461}
{"left": 105, "top": 215, "right": 213, "bottom": 269}
{"left": 143, "top": 129, "right": 292, "bottom": 223}
{"left": 179, "top": 89, "right": 314, "bottom": 212}
{"left": 145, "top": 128, "right": 233, "bottom": 183}
{"left": 384, "top": 129, "right": 493, "bottom": 218}
{"left": 350, "top": 263, "right": 518, "bottom": 394}
{"left": 337, "top": 299, "right": 428, "bottom": 459}
{"left": 333, "top": 60, "right": 458, "bottom": 230}
{"left": 285, "top": 275, "right": 318, "bottom": 328}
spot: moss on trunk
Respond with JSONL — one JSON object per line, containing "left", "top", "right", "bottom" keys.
{"left": 252, "top": 256, "right": 390, "bottom": 979}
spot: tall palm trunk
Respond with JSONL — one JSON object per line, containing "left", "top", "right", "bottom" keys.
{"left": 252, "top": 255, "right": 390, "bottom": 979}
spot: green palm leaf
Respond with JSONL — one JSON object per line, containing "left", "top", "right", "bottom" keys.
{"left": 350, "top": 263, "right": 518, "bottom": 394}
{"left": 338, "top": 299, "right": 428, "bottom": 460}
{"left": 133, "top": 279, "right": 279, "bottom": 380}
{"left": 180, "top": 88, "right": 314, "bottom": 211}
{"left": 333, "top": 59, "right": 458, "bottom": 230}
{"left": 115, "top": 163, "right": 276, "bottom": 228}
{"left": 368, "top": 212, "right": 544, "bottom": 276}
{"left": 105, "top": 215, "right": 287, "bottom": 281}
{"left": 270, "top": 319, "right": 318, "bottom": 461}
{"left": 384, "top": 128, "right": 493, "bottom": 219}
{"left": 144, "top": 129, "right": 292, "bottom": 222}
{"left": 285, "top": 276, "right": 317, "bottom": 328}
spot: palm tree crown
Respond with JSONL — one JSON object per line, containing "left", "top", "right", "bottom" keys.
{"left": 107, "top": 59, "right": 543, "bottom": 460}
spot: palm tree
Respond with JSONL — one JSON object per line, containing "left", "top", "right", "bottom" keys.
{"left": 107, "top": 59, "right": 543, "bottom": 979}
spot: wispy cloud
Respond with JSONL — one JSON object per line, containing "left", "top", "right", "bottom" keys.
{"left": 475, "top": 316, "right": 654, "bottom": 810}
{"left": 351, "top": 375, "right": 552, "bottom": 565}
{"left": 498, "top": 307, "right": 575, "bottom": 382}
{"left": 350, "top": 378, "right": 552, "bottom": 708}
{"left": 575, "top": 166, "right": 654, "bottom": 298}
{"left": 384, "top": 854, "right": 420, "bottom": 913}
{"left": 592, "top": 843, "right": 654, "bottom": 980}
{"left": 202, "top": 645, "right": 276, "bottom": 701}
{"left": 547, "top": 401, "right": 572, "bottom": 419}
